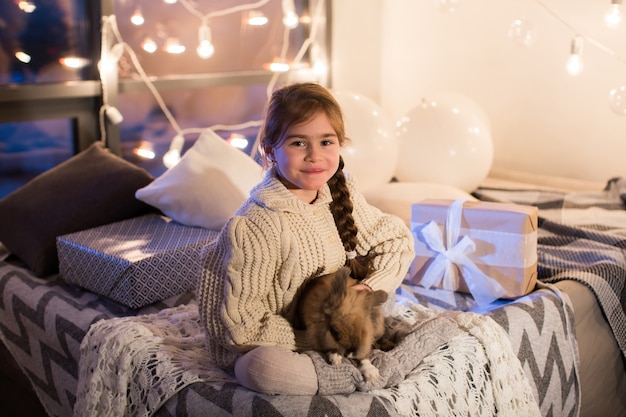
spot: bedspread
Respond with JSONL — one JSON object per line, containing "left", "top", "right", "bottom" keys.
{"left": 0, "top": 258, "right": 579, "bottom": 417}
{"left": 474, "top": 176, "right": 626, "bottom": 360}
{"left": 73, "top": 301, "right": 541, "bottom": 417}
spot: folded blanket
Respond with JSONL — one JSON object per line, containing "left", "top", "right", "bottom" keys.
{"left": 73, "top": 301, "right": 540, "bottom": 417}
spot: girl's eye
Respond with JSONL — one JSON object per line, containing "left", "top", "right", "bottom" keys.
{"left": 321, "top": 139, "right": 334, "bottom": 146}
{"left": 288, "top": 140, "right": 306, "bottom": 147}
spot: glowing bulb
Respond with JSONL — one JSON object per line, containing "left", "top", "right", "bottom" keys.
{"left": 605, "top": 0, "right": 623, "bottom": 28}
{"left": 197, "top": 25, "right": 214, "bottom": 59}
{"left": 163, "top": 135, "right": 185, "bottom": 168}
{"left": 18, "top": 1, "right": 36, "bottom": 13}
{"left": 228, "top": 134, "right": 249, "bottom": 149}
{"left": 131, "top": 8, "right": 144, "bottom": 26}
{"left": 164, "top": 38, "right": 185, "bottom": 54}
{"left": 282, "top": 0, "right": 299, "bottom": 28}
{"left": 142, "top": 38, "right": 158, "bottom": 53}
{"left": 248, "top": 11, "right": 268, "bottom": 26}
{"left": 566, "top": 36, "right": 584, "bottom": 76}
{"left": 134, "top": 141, "right": 156, "bottom": 159}
{"left": 266, "top": 61, "right": 290, "bottom": 72}
{"left": 507, "top": 18, "right": 537, "bottom": 47}
{"left": 15, "top": 51, "right": 31, "bottom": 63}
{"left": 59, "top": 56, "right": 90, "bottom": 69}
{"left": 163, "top": 0, "right": 177, "bottom": 3}
{"left": 609, "top": 85, "right": 626, "bottom": 115}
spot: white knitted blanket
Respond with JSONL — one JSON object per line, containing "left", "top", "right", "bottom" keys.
{"left": 73, "top": 302, "right": 540, "bottom": 417}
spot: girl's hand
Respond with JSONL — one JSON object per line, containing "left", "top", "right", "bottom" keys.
{"left": 352, "top": 283, "right": 372, "bottom": 292}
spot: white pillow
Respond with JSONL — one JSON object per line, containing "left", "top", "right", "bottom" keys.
{"left": 136, "top": 129, "right": 263, "bottom": 230}
{"left": 362, "top": 181, "right": 476, "bottom": 227}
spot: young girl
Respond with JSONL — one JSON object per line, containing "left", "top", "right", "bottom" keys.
{"left": 196, "top": 82, "right": 414, "bottom": 395}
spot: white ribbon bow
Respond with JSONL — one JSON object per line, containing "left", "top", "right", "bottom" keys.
{"left": 418, "top": 199, "right": 507, "bottom": 305}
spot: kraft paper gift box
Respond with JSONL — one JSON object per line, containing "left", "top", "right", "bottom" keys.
{"left": 409, "top": 198, "right": 538, "bottom": 305}
{"left": 57, "top": 214, "right": 218, "bottom": 309}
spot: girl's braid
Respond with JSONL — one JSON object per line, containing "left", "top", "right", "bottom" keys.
{"left": 328, "top": 157, "right": 374, "bottom": 280}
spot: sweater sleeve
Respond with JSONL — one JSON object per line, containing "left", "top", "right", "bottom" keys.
{"left": 348, "top": 177, "right": 415, "bottom": 293}
{"left": 198, "top": 214, "right": 297, "bottom": 356}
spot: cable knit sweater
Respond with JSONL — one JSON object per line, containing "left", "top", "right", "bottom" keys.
{"left": 196, "top": 168, "right": 415, "bottom": 369}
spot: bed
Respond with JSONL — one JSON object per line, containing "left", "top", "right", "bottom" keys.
{"left": 0, "top": 145, "right": 624, "bottom": 416}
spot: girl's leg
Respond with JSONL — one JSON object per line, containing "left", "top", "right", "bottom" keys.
{"left": 234, "top": 346, "right": 318, "bottom": 395}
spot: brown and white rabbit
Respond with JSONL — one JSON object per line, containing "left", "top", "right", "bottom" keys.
{"left": 293, "top": 266, "right": 390, "bottom": 381}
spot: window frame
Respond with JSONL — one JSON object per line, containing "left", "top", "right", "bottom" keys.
{"left": 0, "top": 0, "right": 332, "bottom": 157}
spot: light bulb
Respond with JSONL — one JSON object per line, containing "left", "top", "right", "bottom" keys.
{"left": 566, "top": 36, "right": 584, "bottom": 76}
{"left": 605, "top": 0, "right": 623, "bottom": 29}
{"left": 266, "top": 61, "right": 290, "bottom": 72}
{"left": 17, "top": 1, "right": 36, "bottom": 13}
{"left": 282, "top": 0, "right": 299, "bottom": 28}
{"left": 15, "top": 51, "right": 31, "bottom": 63}
{"left": 142, "top": 37, "right": 158, "bottom": 53}
{"left": 131, "top": 7, "right": 144, "bottom": 26}
{"left": 197, "top": 25, "right": 214, "bottom": 59}
{"left": 164, "top": 38, "right": 185, "bottom": 54}
{"left": 507, "top": 18, "right": 537, "bottom": 47}
{"left": 105, "top": 106, "right": 124, "bottom": 125}
{"left": 228, "top": 134, "right": 249, "bottom": 149}
{"left": 59, "top": 56, "right": 89, "bottom": 69}
{"left": 609, "top": 85, "right": 626, "bottom": 115}
{"left": 248, "top": 11, "right": 268, "bottom": 26}
{"left": 163, "top": 134, "right": 184, "bottom": 168}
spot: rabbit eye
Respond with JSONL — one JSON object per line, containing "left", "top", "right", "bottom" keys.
{"left": 329, "top": 326, "right": 341, "bottom": 341}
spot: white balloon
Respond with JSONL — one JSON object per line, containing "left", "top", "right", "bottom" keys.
{"left": 395, "top": 93, "right": 493, "bottom": 192}
{"left": 332, "top": 90, "right": 398, "bottom": 191}
{"left": 609, "top": 85, "right": 626, "bottom": 116}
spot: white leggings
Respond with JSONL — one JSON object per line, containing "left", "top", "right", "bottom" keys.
{"left": 234, "top": 346, "right": 319, "bottom": 395}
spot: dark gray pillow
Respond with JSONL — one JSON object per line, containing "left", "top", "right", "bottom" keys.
{"left": 0, "top": 141, "right": 155, "bottom": 277}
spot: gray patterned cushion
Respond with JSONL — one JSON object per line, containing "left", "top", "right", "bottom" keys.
{"left": 57, "top": 214, "right": 218, "bottom": 309}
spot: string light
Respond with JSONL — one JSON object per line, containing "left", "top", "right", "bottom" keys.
{"left": 100, "top": 0, "right": 327, "bottom": 167}
{"left": 282, "top": 0, "right": 299, "bottom": 28}
{"left": 17, "top": 1, "right": 36, "bottom": 13}
{"left": 566, "top": 35, "right": 584, "bottom": 76}
{"left": 196, "top": 21, "right": 215, "bottom": 59}
{"left": 163, "top": 134, "right": 185, "bottom": 168}
{"left": 247, "top": 10, "right": 269, "bottom": 26}
{"left": 15, "top": 51, "right": 31, "bottom": 63}
{"left": 130, "top": 7, "right": 145, "bottom": 26}
{"left": 164, "top": 37, "right": 185, "bottom": 54}
{"left": 605, "top": 0, "right": 623, "bottom": 29}
{"left": 141, "top": 37, "right": 158, "bottom": 53}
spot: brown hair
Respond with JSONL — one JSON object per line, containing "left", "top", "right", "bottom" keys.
{"left": 259, "top": 82, "right": 373, "bottom": 280}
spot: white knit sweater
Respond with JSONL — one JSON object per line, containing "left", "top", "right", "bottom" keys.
{"left": 196, "top": 168, "right": 415, "bottom": 369}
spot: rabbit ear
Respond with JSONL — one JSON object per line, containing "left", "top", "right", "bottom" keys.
{"left": 329, "top": 268, "right": 350, "bottom": 297}
{"left": 323, "top": 269, "right": 349, "bottom": 313}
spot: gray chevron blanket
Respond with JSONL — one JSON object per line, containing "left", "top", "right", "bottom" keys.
{"left": 474, "top": 176, "right": 626, "bottom": 360}
{"left": 0, "top": 260, "right": 577, "bottom": 417}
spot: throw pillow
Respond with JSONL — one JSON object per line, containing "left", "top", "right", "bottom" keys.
{"left": 0, "top": 141, "right": 155, "bottom": 277}
{"left": 135, "top": 128, "right": 263, "bottom": 230}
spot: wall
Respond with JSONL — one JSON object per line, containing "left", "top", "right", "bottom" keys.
{"left": 332, "top": 0, "right": 626, "bottom": 183}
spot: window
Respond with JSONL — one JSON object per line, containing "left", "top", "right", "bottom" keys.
{"left": 0, "top": 0, "right": 330, "bottom": 197}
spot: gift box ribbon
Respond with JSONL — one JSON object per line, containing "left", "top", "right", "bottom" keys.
{"left": 415, "top": 198, "right": 508, "bottom": 305}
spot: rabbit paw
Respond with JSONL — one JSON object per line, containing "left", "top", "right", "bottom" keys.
{"left": 359, "top": 359, "right": 380, "bottom": 381}
{"left": 327, "top": 352, "right": 343, "bottom": 365}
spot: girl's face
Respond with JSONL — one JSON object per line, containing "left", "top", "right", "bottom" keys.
{"left": 269, "top": 112, "right": 341, "bottom": 203}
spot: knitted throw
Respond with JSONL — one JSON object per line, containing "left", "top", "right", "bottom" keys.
{"left": 73, "top": 302, "right": 540, "bottom": 417}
